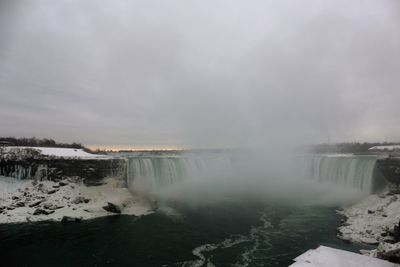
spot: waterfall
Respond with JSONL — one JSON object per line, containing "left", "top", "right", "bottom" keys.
{"left": 302, "top": 154, "right": 378, "bottom": 194}
{"left": 126, "top": 153, "right": 380, "bottom": 194}
{"left": 126, "top": 154, "right": 235, "bottom": 192}
{"left": 0, "top": 161, "right": 49, "bottom": 181}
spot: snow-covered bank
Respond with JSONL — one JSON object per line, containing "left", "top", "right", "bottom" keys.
{"left": 337, "top": 191, "right": 400, "bottom": 263}
{"left": 0, "top": 176, "right": 153, "bottom": 224}
{"left": 337, "top": 192, "right": 400, "bottom": 245}
{"left": 2, "top": 146, "right": 103, "bottom": 158}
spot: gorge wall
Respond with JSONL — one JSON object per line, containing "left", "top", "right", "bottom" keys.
{"left": 376, "top": 157, "right": 400, "bottom": 193}
{"left": 1, "top": 151, "right": 400, "bottom": 194}
{"left": 0, "top": 158, "right": 126, "bottom": 185}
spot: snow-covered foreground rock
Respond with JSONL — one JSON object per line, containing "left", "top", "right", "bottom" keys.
{"left": 290, "top": 245, "right": 398, "bottom": 267}
{"left": 0, "top": 176, "right": 153, "bottom": 224}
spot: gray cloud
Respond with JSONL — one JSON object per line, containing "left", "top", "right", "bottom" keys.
{"left": 0, "top": 0, "right": 399, "bottom": 148}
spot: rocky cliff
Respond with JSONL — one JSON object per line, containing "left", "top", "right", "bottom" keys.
{"left": 377, "top": 157, "right": 400, "bottom": 193}
{"left": 0, "top": 157, "right": 126, "bottom": 186}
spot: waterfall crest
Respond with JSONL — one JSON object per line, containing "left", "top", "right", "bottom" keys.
{"left": 126, "top": 154, "right": 234, "bottom": 192}
{"left": 302, "top": 155, "right": 378, "bottom": 194}
{"left": 126, "top": 153, "right": 379, "bottom": 195}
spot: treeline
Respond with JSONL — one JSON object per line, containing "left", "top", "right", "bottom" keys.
{"left": 310, "top": 142, "right": 400, "bottom": 154}
{"left": 0, "top": 137, "right": 85, "bottom": 149}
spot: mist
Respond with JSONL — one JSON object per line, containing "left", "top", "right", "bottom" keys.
{"left": 126, "top": 150, "right": 371, "bottom": 210}
{"left": 1, "top": 0, "right": 400, "bottom": 149}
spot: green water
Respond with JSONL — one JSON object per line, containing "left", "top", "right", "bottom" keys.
{"left": 0, "top": 201, "right": 369, "bottom": 267}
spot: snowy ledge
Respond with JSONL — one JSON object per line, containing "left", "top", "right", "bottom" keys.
{"left": 0, "top": 176, "right": 153, "bottom": 224}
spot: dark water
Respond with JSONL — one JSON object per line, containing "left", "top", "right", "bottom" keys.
{"left": 0, "top": 201, "right": 369, "bottom": 267}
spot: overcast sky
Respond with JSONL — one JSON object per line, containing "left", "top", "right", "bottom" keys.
{"left": 0, "top": 0, "right": 399, "bottom": 149}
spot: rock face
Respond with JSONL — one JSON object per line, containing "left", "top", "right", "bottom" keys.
{"left": 392, "top": 221, "right": 400, "bottom": 242}
{"left": 364, "top": 242, "right": 400, "bottom": 264}
{"left": 102, "top": 202, "right": 121, "bottom": 214}
{"left": 377, "top": 248, "right": 400, "bottom": 263}
{"left": 61, "top": 216, "right": 82, "bottom": 223}
{"left": 0, "top": 158, "right": 126, "bottom": 186}
{"left": 377, "top": 249, "right": 400, "bottom": 263}
{"left": 72, "top": 196, "right": 90, "bottom": 204}
{"left": 377, "top": 157, "right": 400, "bottom": 193}
{"left": 29, "top": 200, "right": 43, "bottom": 208}
{"left": 33, "top": 208, "right": 54, "bottom": 215}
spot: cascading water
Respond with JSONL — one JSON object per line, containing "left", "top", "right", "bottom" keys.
{"left": 125, "top": 152, "right": 380, "bottom": 195}
{"left": 0, "top": 163, "right": 47, "bottom": 180}
{"left": 126, "top": 153, "right": 235, "bottom": 192}
{"left": 300, "top": 154, "right": 378, "bottom": 194}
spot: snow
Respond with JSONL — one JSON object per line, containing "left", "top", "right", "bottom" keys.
{"left": 337, "top": 193, "right": 400, "bottom": 244}
{"left": 3, "top": 146, "right": 103, "bottom": 158}
{"left": 336, "top": 191, "right": 400, "bottom": 263}
{"left": 0, "top": 176, "right": 153, "bottom": 224}
{"left": 290, "top": 246, "right": 398, "bottom": 267}
{"left": 369, "top": 145, "right": 400, "bottom": 151}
